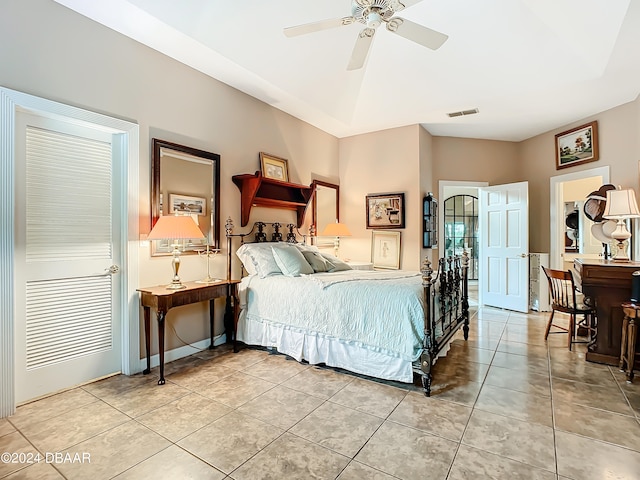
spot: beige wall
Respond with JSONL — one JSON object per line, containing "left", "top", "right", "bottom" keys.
{"left": 0, "top": 0, "right": 339, "bottom": 356}
{"left": 339, "top": 125, "right": 423, "bottom": 270}
{"left": 519, "top": 98, "right": 640, "bottom": 253}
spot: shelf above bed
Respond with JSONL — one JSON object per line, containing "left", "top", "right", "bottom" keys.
{"left": 232, "top": 171, "right": 313, "bottom": 227}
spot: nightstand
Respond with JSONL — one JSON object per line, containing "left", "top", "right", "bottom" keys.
{"left": 346, "top": 261, "right": 374, "bottom": 270}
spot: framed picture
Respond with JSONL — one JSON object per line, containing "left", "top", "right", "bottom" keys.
{"left": 259, "top": 152, "right": 289, "bottom": 182}
{"left": 169, "top": 193, "right": 206, "bottom": 216}
{"left": 555, "top": 121, "right": 599, "bottom": 170}
{"left": 371, "top": 231, "right": 401, "bottom": 270}
{"left": 366, "top": 193, "right": 405, "bottom": 229}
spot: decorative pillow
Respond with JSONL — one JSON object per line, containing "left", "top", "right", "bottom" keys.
{"left": 294, "top": 243, "right": 320, "bottom": 253}
{"left": 272, "top": 245, "right": 314, "bottom": 276}
{"left": 320, "top": 253, "right": 352, "bottom": 272}
{"left": 302, "top": 250, "right": 332, "bottom": 273}
{"left": 236, "top": 243, "right": 287, "bottom": 277}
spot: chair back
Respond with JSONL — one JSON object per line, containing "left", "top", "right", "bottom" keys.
{"left": 542, "top": 266, "right": 579, "bottom": 311}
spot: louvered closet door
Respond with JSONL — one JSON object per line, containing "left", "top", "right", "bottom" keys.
{"left": 14, "top": 111, "right": 122, "bottom": 403}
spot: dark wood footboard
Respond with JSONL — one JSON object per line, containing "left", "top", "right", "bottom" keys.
{"left": 420, "top": 252, "right": 469, "bottom": 396}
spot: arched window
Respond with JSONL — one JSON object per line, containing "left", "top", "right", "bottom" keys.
{"left": 444, "top": 195, "right": 478, "bottom": 280}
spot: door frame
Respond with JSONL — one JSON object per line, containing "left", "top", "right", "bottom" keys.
{"left": 550, "top": 166, "right": 609, "bottom": 269}
{"left": 0, "top": 87, "right": 140, "bottom": 417}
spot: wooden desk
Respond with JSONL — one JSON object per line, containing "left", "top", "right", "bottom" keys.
{"left": 573, "top": 259, "right": 640, "bottom": 365}
{"left": 137, "top": 280, "right": 239, "bottom": 385}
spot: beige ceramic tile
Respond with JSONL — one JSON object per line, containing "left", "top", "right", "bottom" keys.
{"left": 388, "top": 391, "right": 472, "bottom": 441}
{"left": 10, "top": 388, "right": 99, "bottom": 430}
{"left": 461, "top": 409, "right": 556, "bottom": 471}
{"left": 429, "top": 378, "right": 483, "bottom": 407}
{"left": 475, "top": 384, "right": 553, "bottom": 427}
{"left": 556, "top": 430, "right": 640, "bottom": 480}
{"left": 448, "top": 444, "right": 556, "bottom": 480}
{"left": 236, "top": 384, "right": 324, "bottom": 430}
{"left": 135, "top": 393, "right": 231, "bottom": 442}
{"left": 484, "top": 364, "right": 551, "bottom": 397}
{"left": 81, "top": 373, "right": 156, "bottom": 399}
{"left": 290, "top": 402, "right": 383, "bottom": 457}
{"left": 4, "top": 462, "right": 64, "bottom": 479}
{"left": 100, "top": 380, "right": 190, "bottom": 418}
{"left": 178, "top": 411, "right": 282, "bottom": 474}
{"left": 445, "top": 344, "right": 495, "bottom": 365}
{"left": 112, "top": 444, "right": 225, "bottom": 479}
{"left": 337, "top": 461, "right": 398, "bottom": 479}
{"left": 232, "top": 432, "right": 350, "bottom": 480}
{"left": 0, "top": 431, "right": 40, "bottom": 478}
{"left": 282, "top": 365, "right": 353, "bottom": 399}
{"left": 355, "top": 421, "right": 457, "bottom": 479}
{"left": 0, "top": 417, "right": 16, "bottom": 437}
{"left": 497, "top": 340, "right": 549, "bottom": 359}
{"left": 431, "top": 357, "right": 490, "bottom": 384}
{"left": 18, "top": 400, "right": 130, "bottom": 452}
{"left": 551, "top": 376, "right": 634, "bottom": 416}
{"left": 212, "top": 347, "right": 269, "bottom": 370}
{"left": 54, "top": 420, "right": 170, "bottom": 480}
{"left": 166, "top": 363, "right": 235, "bottom": 391}
{"left": 240, "top": 353, "right": 309, "bottom": 384}
{"left": 553, "top": 400, "right": 640, "bottom": 452}
{"left": 329, "top": 377, "right": 406, "bottom": 418}
{"left": 197, "top": 372, "right": 275, "bottom": 408}
{"left": 491, "top": 350, "right": 549, "bottom": 376}
{"left": 550, "top": 357, "right": 617, "bottom": 387}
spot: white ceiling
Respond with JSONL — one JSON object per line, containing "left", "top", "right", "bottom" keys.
{"left": 54, "top": 0, "right": 640, "bottom": 141}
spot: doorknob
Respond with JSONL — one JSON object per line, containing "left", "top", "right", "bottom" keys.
{"left": 519, "top": 253, "right": 528, "bottom": 258}
{"left": 105, "top": 265, "right": 120, "bottom": 275}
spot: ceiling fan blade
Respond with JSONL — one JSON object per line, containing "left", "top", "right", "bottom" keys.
{"left": 284, "top": 16, "right": 354, "bottom": 37}
{"left": 347, "top": 28, "right": 376, "bottom": 70}
{"left": 386, "top": 17, "right": 448, "bottom": 50}
{"left": 389, "top": 0, "right": 425, "bottom": 12}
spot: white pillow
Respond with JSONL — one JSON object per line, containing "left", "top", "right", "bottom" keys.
{"left": 294, "top": 243, "right": 320, "bottom": 253}
{"left": 320, "top": 252, "right": 352, "bottom": 272}
{"left": 236, "top": 243, "right": 289, "bottom": 277}
{"left": 302, "top": 250, "right": 331, "bottom": 273}
{"left": 272, "top": 246, "right": 314, "bottom": 276}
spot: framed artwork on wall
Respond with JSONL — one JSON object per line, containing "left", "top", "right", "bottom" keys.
{"left": 259, "top": 152, "right": 289, "bottom": 182}
{"left": 555, "top": 121, "right": 599, "bottom": 170}
{"left": 366, "top": 192, "right": 405, "bottom": 229}
{"left": 168, "top": 193, "right": 206, "bottom": 216}
{"left": 371, "top": 230, "right": 401, "bottom": 270}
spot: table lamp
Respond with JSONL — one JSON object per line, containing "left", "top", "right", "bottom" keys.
{"left": 148, "top": 215, "right": 205, "bottom": 289}
{"left": 603, "top": 186, "right": 640, "bottom": 262}
{"left": 321, "top": 221, "right": 352, "bottom": 258}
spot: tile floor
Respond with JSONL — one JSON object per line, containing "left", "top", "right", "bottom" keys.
{"left": 2, "top": 305, "right": 640, "bottom": 479}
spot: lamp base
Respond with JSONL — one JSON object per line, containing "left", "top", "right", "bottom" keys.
{"left": 612, "top": 239, "right": 631, "bottom": 262}
{"left": 611, "top": 219, "right": 632, "bottom": 262}
{"left": 166, "top": 281, "right": 186, "bottom": 290}
{"left": 195, "top": 276, "right": 221, "bottom": 284}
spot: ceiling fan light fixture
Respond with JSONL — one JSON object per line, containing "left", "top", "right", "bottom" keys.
{"left": 366, "top": 11, "right": 382, "bottom": 28}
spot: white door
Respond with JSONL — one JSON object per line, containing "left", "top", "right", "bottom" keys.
{"left": 479, "top": 182, "right": 529, "bottom": 312}
{"left": 14, "top": 111, "right": 122, "bottom": 403}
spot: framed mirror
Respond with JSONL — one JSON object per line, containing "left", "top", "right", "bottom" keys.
{"left": 312, "top": 180, "right": 339, "bottom": 244}
{"left": 151, "top": 139, "right": 221, "bottom": 256}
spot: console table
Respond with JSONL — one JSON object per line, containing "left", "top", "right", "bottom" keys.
{"left": 573, "top": 258, "right": 640, "bottom": 365}
{"left": 137, "top": 280, "right": 240, "bottom": 385}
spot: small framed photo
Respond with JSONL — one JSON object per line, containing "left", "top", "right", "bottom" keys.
{"left": 555, "top": 121, "right": 599, "bottom": 170}
{"left": 169, "top": 193, "right": 206, "bottom": 216}
{"left": 259, "top": 152, "right": 289, "bottom": 182}
{"left": 371, "top": 231, "right": 401, "bottom": 270}
{"left": 366, "top": 193, "right": 405, "bottom": 229}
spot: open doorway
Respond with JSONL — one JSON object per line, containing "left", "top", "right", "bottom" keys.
{"left": 550, "top": 166, "right": 610, "bottom": 270}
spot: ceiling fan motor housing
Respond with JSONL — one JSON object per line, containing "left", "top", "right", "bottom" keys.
{"left": 352, "top": 0, "right": 397, "bottom": 27}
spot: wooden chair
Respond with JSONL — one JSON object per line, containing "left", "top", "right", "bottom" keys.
{"left": 542, "top": 266, "right": 596, "bottom": 350}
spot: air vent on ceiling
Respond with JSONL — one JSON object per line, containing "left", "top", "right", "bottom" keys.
{"left": 447, "top": 108, "right": 479, "bottom": 118}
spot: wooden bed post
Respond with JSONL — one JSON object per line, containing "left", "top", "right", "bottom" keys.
{"left": 461, "top": 250, "right": 470, "bottom": 340}
{"left": 420, "top": 257, "right": 434, "bottom": 397}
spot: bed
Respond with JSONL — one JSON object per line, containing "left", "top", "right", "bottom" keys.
{"left": 226, "top": 220, "right": 469, "bottom": 396}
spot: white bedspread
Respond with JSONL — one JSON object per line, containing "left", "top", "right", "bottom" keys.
{"left": 237, "top": 270, "right": 427, "bottom": 381}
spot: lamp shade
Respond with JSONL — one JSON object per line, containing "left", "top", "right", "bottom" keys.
{"left": 148, "top": 215, "right": 205, "bottom": 240}
{"left": 603, "top": 188, "right": 640, "bottom": 219}
{"left": 321, "top": 222, "right": 352, "bottom": 237}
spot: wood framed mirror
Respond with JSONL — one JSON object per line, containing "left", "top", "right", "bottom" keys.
{"left": 312, "top": 180, "right": 339, "bottom": 243}
{"left": 151, "top": 139, "right": 221, "bottom": 256}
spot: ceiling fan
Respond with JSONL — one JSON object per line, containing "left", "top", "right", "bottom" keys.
{"left": 284, "top": 0, "right": 448, "bottom": 70}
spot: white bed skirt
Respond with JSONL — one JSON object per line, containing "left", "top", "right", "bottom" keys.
{"left": 238, "top": 311, "right": 413, "bottom": 382}
{"left": 237, "top": 311, "right": 452, "bottom": 384}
